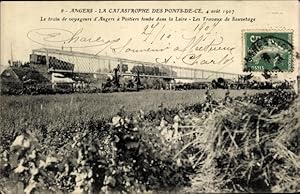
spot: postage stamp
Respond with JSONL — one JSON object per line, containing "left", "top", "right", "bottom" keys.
{"left": 243, "top": 31, "right": 293, "bottom": 72}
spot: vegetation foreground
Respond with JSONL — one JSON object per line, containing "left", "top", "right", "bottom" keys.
{"left": 0, "top": 89, "right": 299, "bottom": 193}
{"left": 0, "top": 89, "right": 267, "bottom": 134}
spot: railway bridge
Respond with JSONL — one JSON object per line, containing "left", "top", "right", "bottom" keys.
{"left": 31, "top": 48, "right": 241, "bottom": 82}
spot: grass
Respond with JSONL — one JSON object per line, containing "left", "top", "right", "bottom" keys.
{"left": 0, "top": 89, "right": 267, "bottom": 149}
{"left": 0, "top": 89, "right": 265, "bottom": 125}
{"left": 1, "top": 89, "right": 298, "bottom": 193}
{"left": 178, "top": 93, "right": 300, "bottom": 193}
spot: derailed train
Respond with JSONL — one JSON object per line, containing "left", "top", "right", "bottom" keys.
{"left": 131, "top": 65, "right": 169, "bottom": 76}
{"left": 1, "top": 53, "right": 294, "bottom": 95}
{"left": 1, "top": 54, "right": 174, "bottom": 95}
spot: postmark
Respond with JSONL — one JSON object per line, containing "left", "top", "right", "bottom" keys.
{"left": 243, "top": 31, "right": 293, "bottom": 72}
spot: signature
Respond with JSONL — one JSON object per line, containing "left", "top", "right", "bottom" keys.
{"left": 182, "top": 53, "right": 234, "bottom": 66}
{"left": 27, "top": 28, "right": 121, "bottom": 50}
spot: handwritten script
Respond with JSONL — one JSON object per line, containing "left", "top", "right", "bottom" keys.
{"left": 27, "top": 22, "right": 236, "bottom": 67}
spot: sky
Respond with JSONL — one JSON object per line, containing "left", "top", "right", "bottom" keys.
{"left": 1, "top": 1, "right": 299, "bottom": 78}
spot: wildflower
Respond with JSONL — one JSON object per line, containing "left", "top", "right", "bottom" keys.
{"left": 11, "top": 134, "right": 31, "bottom": 149}
{"left": 112, "top": 116, "right": 121, "bottom": 127}
{"left": 14, "top": 158, "right": 28, "bottom": 173}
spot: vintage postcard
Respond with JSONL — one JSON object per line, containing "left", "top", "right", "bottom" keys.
{"left": 0, "top": 1, "right": 299, "bottom": 193}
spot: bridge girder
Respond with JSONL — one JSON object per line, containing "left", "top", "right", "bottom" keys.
{"left": 33, "top": 48, "right": 241, "bottom": 81}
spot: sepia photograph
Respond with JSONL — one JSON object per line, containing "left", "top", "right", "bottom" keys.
{"left": 0, "top": 0, "right": 299, "bottom": 193}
